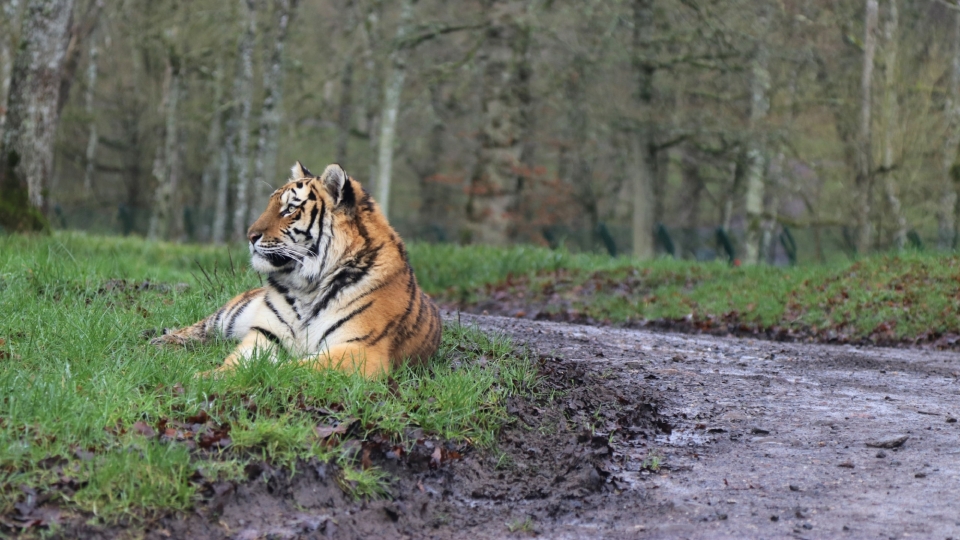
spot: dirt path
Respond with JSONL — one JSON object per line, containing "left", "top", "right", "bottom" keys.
{"left": 464, "top": 313, "right": 960, "bottom": 539}
{"left": 66, "top": 314, "right": 960, "bottom": 539}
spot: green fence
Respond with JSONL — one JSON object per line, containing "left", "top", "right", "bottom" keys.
{"left": 51, "top": 202, "right": 937, "bottom": 265}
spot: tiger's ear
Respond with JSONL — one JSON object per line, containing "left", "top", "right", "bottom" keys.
{"left": 320, "top": 164, "right": 349, "bottom": 205}
{"left": 291, "top": 161, "right": 314, "bottom": 180}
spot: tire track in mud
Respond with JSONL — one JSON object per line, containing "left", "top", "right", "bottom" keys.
{"left": 464, "top": 313, "right": 960, "bottom": 539}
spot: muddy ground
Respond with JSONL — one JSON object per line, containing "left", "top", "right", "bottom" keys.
{"left": 54, "top": 312, "right": 960, "bottom": 539}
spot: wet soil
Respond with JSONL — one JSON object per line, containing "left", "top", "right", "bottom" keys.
{"left": 41, "top": 313, "right": 960, "bottom": 539}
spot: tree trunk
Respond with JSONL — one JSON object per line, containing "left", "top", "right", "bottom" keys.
{"left": 213, "top": 0, "right": 257, "bottom": 245}
{"left": 564, "top": 54, "right": 598, "bottom": 233}
{"left": 82, "top": 34, "right": 98, "bottom": 194}
{"left": 855, "top": 0, "right": 879, "bottom": 254}
{"left": 417, "top": 83, "right": 447, "bottom": 229}
{"left": 466, "top": 0, "right": 527, "bottom": 245}
{"left": 335, "top": 58, "right": 354, "bottom": 165}
{"left": 629, "top": 0, "right": 656, "bottom": 259}
{"left": 231, "top": 0, "right": 257, "bottom": 241}
{"left": 940, "top": 0, "right": 960, "bottom": 250}
{"left": 0, "top": 0, "right": 75, "bottom": 221}
{"left": 251, "top": 0, "right": 299, "bottom": 222}
{"left": 375, "top": 0, "right": 414, "bottom": 219}
{"left": 677, "top": 149, "right": 702, "bottom": 258}
{"left": 359, "top": 0, "right": 383, "bottom": 191}
{"left": 198, "top": 62, "right": 225, "bottom": 241}
{"left": 881, "top": 0, "right": 907, "bottom": 250}
{"left": 743, "top": 6, "right": 771, "bottom": 265}
{"left": 0, "top": 37, "right": 11, "bottom": 131}
{"left": 148, "top": 55, "right": 181, "bottom": 241}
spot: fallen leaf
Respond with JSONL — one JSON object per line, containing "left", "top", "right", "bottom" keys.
{"left": 430, "top": 446, "right": 442, "bottom": 469}
{"left": 132, "top": 421, "right": 156, "bottom": 438}
{"left": 315, "top": 423, "right": 348, "bottom": 439}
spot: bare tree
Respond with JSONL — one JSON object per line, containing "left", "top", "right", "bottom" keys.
{"left": 148, "top": 43, "right": 182, "bottom": 241}
{"left": 881, "top": 0, "right": 907, "bottom": 250}
{"left": 940, "top": 0, "right": 960, "bottom": 249}
{"left": 212, "top": 0, "right": 256, "bottom": 245}
{"left": 231, "top": 0, "right": 257, "bottom": 241}
{"left": 629, "top": 0, "right": 656, "bottom": 259}
{"left": 466, "top": 0, "right": 529, "bottom": 245}
{"left": 0, "top": 0, "right": 76, "bottom": 223}
{"left": 251, "top": 0, "right": 299, "bottom": 221}
{"left": 81, "top": 32, "right": 99, "bottom": 194}
{"left": 374, "top": 0, "right": 414, "bottom": 218}
{"left": 854, "top": 0, "right": 879, "bottom": 254}
{"left": 198, "top": 61, "right": 225, "bottom": 241}
{"left": 0, "top": 0, "right": 18, "bottom": 131}
{"left": 743, "top": 4, "right": 772, "bottom": 265}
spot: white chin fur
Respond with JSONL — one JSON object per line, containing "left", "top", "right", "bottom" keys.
{"left": 250, "top": 253, "right": 277, "bottom": 274}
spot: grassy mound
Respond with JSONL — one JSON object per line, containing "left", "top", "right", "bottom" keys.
{"left": 0, "top": 233, "right": 536, "bottom": 524}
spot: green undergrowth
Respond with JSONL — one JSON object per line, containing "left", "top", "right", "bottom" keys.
{"left": 409, "top": 242, "right": 960, "bottom": 344}
{"left": 0, "top": 232, "right": 537, "bottom": 523}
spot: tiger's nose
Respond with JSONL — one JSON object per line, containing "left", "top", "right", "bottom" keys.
{"left": 248, "top": 232, "right": 262, "bottom": 244}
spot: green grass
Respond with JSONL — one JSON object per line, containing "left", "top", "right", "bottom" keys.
{"left": 0, "top": 232, "right": 537, "bottom": 522}
{"left": 409, "top": 242, "right": 960, "bottom": 344}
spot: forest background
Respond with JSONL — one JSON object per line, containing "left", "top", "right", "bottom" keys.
{"left": 2, "top": 0, "right": 960, "bottom": 265}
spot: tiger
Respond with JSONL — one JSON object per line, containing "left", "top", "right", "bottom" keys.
{"left": 151, "top": 162, "right": 443, "bottom": 377}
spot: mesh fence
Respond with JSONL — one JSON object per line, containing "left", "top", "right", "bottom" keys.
{"left": 51, "top": 202, "right": 940, "bottom": 265}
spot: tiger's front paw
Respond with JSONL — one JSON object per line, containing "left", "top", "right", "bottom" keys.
{"left": 149, "top": 330, "right": 190, "bottom": 347}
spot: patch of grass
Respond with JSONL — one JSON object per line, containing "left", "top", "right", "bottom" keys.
{"left": 506, "top": 516, "right": 536, "bottom": 534}
{"left": 0, "top": 232, "right": 537, "bottom": 523}
{"left": 414, "top": 241, "right": 960, "bottom": 345}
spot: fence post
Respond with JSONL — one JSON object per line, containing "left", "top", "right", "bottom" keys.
{"left": 597, "top": 222, "right": 617, "bottom": 257}
{"left": 656, "top": 223, "right": 675, "bottom": 258}
{"left": 779, "top": 226, "right": 797, "bottom": 265}
{"left": 716, "top": 227, "right": 736, "bottom": 264}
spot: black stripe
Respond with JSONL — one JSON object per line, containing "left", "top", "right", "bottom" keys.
{"left": 309, "top": 243, "right": 383, "bottom": 317}
{"left": 264, "top": 297, "right": 296, "bottom": 336}
{"left": 267, "top": 276, "right": 289, "bottom": 295}
{"left": 318, "top": 300, "right": 374, "bottom": 345}
{"left": 346, "top": 331, "right": 372, "bottom": 343}
{"left": 252, "top": 326, "right": 283, "bottom": 346}
{"left": 306, "top": 205, "right": 319, "bottom": 232}
{"left": 339, "top": 266, "right": 405, "bottom": 311}
{"left": 314, "top": 199, "right": 328, "bottom": 258}
{"left": 226, "top": 296, "right": 256, "bottom": 337}
{"left": 367, "top": 269, "right": 416, "bottom": 347}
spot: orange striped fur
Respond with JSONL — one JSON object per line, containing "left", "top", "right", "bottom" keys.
{"left": 151, "top": 162, "right": 442, "bottom": 377}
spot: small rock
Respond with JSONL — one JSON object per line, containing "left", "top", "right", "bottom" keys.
{"left": 789, "top": 484, "right": 800, "bottom": 491}
{"left": 838, "top": 461, "right": 855, "bottom": 469}
{"left": 947, "top": 417, "right": 957, "bottom": 424}
{"left": 802, "top": 523, "right": 813, "bottom": 530}
{"left": 875, "top": 451, "right": 886, "bottom": 458}
{"left": 751, "top": 427, "right": 771, "bottom": 435}
{"left": 770, "top": 515, "right": 779, "bottom": 522}
{"left": 865, "top": 435, "right": 908, "bottom": 449}
{"left": 915, "top": 472, "right": 927, "bottom": 478}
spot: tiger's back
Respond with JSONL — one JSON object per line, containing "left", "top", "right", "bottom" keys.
{"left": 153, "top": 163, "right": 442, "bottom": 376}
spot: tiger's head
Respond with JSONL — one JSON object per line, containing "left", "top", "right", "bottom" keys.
{"left": 247, "top": 162, "right": 366, "bottom": 280}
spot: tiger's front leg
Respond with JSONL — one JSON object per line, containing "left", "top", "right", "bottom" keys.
{"left": 150, "top": 289, "right": 265, "bottom": 347}
{"left": 151, "top": 288, "right": 293, "bottom": 372}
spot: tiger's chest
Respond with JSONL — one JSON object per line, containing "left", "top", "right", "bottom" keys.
{"left": 261, "top": 288, "right": 357, "bottom": 352}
